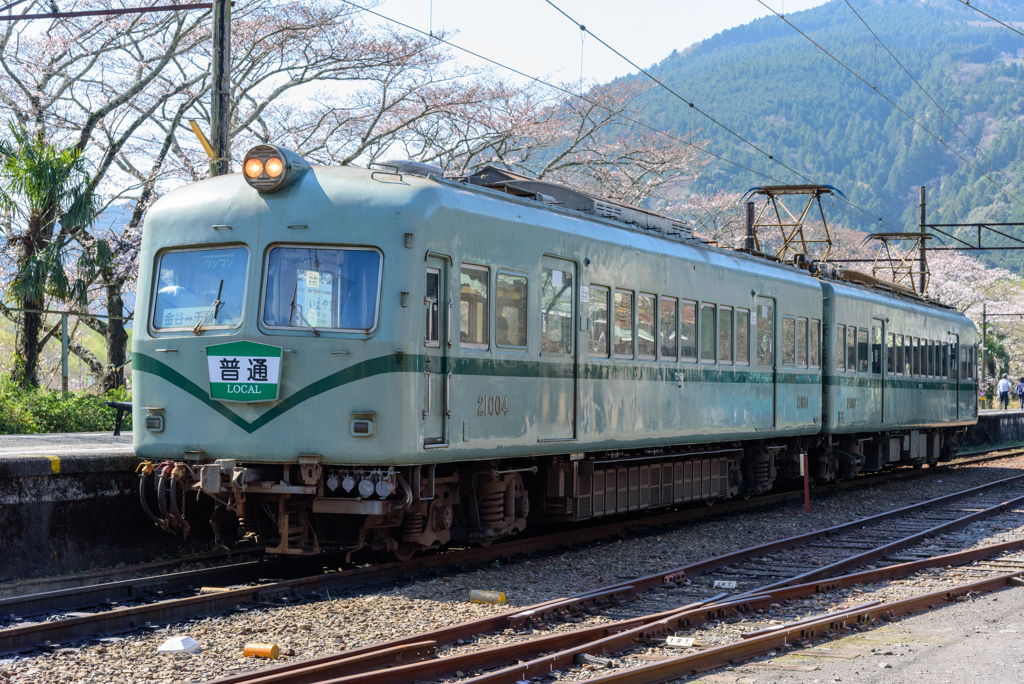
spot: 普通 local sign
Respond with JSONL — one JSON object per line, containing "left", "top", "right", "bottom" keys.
{"left": 206, "top": 340, "right": 282, "bottom": 402}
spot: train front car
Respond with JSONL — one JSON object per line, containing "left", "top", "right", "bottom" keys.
{"left": 133, "top": 147, "right": 444, "bottom": 556}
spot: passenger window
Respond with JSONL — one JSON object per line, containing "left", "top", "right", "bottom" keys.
{"left": 638, "top": 293, "right": 656, "bottom": 360}
{"left": 614, "top": 290, "right": 634, "bottom": 358}
{"left": 847, "top": 325, "right": 857, "bottom": 372}
{"left": 425, "top": 269, "right": 440, "bottom": 348}
{"left": 887, "top": 333, "right": 896, "bottom": 375}
{"left": 836, "top": 325, "right": 846, "bottom": 371}
{"left": 756, "top": 298, "right": 774, "bottom": 368}
{"left": 700, "top": 304, "right": 716, "bottom": 364}
{"left": 942, "top": 342, "right": 949, "bottom": 378}
{"left": 589, "top": 285, "right": 610, "bottom": 358}
{"left": 719, "top": 306, "right": 734, "bottom": 365}
{"left": 912, "top": 337, "right": 920, "bottom": 376}
{"left": 541, "top": 267, "right": 573, "bottom": 355}
{"left": 660, "top": 297, "right": 678, "bottom": 361}
{"left": 796, "top": 317, "right": 808, "bottom": 368}
{"left": 904, "top": 336, "right": 912, "bottom": 376}
{"left": 782, "top": 316, "right": 796, "bottom": 366}
{"left": 809, "top": 319, "right": 820, "bottom": 369}
{"left": 681, "top": 300, "right": 698, "bottom": 361}
{"left": 929, "top": 341, "right": 936, "bottom": 377}
{"left": 496, "top": 272, "right": 527, "bottom": 348}
{"left": 460, "top": 265, "right": 489, "bottom": 349}
{"left": 871, "top": 325, "right": 882, "bottom": 375}
{"left": 857, "top": 328, "right": 869, "bottom": 373}
{"left": 736, "top": 308, "right": 750, "bottom": 366}
{"left": 895, "top": 335, "right": 904, "bottom": 375}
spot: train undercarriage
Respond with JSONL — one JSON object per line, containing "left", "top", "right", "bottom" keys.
{"left": 139, "top": 428, "right": 966, "bottom": 558}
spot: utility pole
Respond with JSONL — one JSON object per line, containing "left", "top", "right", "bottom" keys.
{"left": 919, "top": 186, "right": 927, "bottom": 295}
{"left": 210, "top": 0, "right": 231, "bottom": 177}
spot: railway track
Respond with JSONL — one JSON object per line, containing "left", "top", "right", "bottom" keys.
{"left": 207, "top": 465, "right": 1024, "bottom": 684}
{"left": 1, "top": 444, "right": 1021, "bottom": 655}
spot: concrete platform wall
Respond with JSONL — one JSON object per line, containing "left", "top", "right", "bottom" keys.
{"left": 967, "top": 410, "right": 1024, "bottom": 447}
{"left": 0, "top": 453, "right": 212, "bottom": 582}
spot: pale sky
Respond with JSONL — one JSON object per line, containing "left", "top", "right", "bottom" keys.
{"left": 369, "top": 0, "right": 831, "bottom": 85}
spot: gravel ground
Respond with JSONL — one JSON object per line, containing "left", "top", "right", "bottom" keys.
{"left": 3, "top": 456, "right": 1024, "bottom": 684}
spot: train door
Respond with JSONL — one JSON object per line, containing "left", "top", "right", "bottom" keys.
{"left": 754, "top": 296, "right": 776, "bottom": 429}
{"left": 949, "top": 333, "right": 959, "bottom": 421}
{"left": 423, "top": 257, "right": 450, "bottom": 448}
{"left": 871, "top": 318, "right": 884, "bottom": 424}
{"left": 538, "top": 256, "right": 577, "bottom": 441}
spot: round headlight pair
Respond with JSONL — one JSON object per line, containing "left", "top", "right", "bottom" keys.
{"left": 241, "top": 144, "right": 308, "bottom": 193}
{"left": 244, "top": 156, "right": 283, "bottom": 179}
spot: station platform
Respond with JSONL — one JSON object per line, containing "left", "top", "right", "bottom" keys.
{"left": 969, "top": 409, "right": 1024, "bottom": 446}
{"left": 0, "top": 432, "right": 209, "bottom": 583}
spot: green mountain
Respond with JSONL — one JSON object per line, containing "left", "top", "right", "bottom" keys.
{"left": 635, "top": 0, "right": 1024, "bottom": 264}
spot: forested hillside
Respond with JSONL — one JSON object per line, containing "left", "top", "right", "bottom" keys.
{"left": 635, "top": 0, "right": 1024, "bottom": 260}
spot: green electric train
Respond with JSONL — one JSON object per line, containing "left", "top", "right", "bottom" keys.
{"left": 132, "top": 145, "right": 978, "bottom": 557}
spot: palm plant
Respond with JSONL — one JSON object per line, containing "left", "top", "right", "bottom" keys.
{"left": 0, "top": 122, "right": 98, "bottom": 388}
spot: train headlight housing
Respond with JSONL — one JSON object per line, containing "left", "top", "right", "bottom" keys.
{"left": 241, "top": 144, "right": 310, "bottom": 193}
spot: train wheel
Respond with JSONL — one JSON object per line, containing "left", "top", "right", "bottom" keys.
{"left": 392, "top": 543, "right": 419, "bottom": 562}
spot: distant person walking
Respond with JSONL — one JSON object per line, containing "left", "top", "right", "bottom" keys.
{"left": 1016, "top": 377, "right": 1024, "bottom": 409}
{"left": 998, "top": 374, "right": 1012, "bottom": 410}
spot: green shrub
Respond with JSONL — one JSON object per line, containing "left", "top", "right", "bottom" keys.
{"left": 0, "top": 379, "right": 131, "bottom": 434}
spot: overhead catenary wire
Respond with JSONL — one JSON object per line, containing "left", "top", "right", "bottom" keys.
{"left": 842, "top": 0, "right": 1019, "bottom": 194}
{"left": 540, "top": 0, "right": 911, "bottom": 234}
{"left": 956, "top": 0, "right": 1024, "bottom": 39}
{"left": 754, "top": 0, "right": 1024, "bottom": 213}
{"left": 341, "top": 0, "right": 907, "bottom": 235}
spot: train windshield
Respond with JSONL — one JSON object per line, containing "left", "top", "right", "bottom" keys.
{"left": 262, "top": 246, "right": 382, "bottom": 332}
{"left": 152, "top": 247, "right": 248, "bottom": 330}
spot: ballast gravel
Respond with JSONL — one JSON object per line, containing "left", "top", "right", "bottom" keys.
{"left": 4, "top": 455, "right": 1024, "bottom": 684}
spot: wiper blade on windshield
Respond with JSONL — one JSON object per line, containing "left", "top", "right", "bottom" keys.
{"left": 192, "top": 280, "right": 224, "bottom": 336}
{"left": 289, "top": 281, "right": 320, "bottom": 337}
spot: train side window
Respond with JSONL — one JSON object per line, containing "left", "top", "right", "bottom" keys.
{"left": 614, "top": 290, "right": 634, "bottom": 359}
{"left": 857, "top": 328, "right": 869, "bottom": 373}
{"left": 847, "top": 326, "right": 857, "bottom": 372}
{"left": 904, "top": 336, "right": 912, "bottom": 376}
{"left": 797, "top": 317, "right": 808, "bottom": 369}
{"left": 496, "top": 271, "right": 528, "bottom": 348}
{"left": 756, "top": 299, "right": 774, "bottom": 368}
{"left": 942, "top": 342, "right": 949, "bottom": 378}
{"left": 460, "top": 265, "right": 489, "bottom": 350}
{"left": 809, "top": 318, "right": 820, "bottom": 369}
{"left": 782, "top": 316, "right": 796, "bottom": 366}
{"left": 638, "top": 293, "right": 656, "bottom": 360}
{"left": 925, "top": 340, "right": 933, "bottom": 377}
{"left": 681, "top": 300, "right": 697, "bottom": 362}
{"left": 887, "top": 333, "right": 896, "bottom": 375}
{"left": 836, "top": 324, "right": 846, "bottom": 371}
{"left": 895, "top": 335, "right": 904, "bottom": 375}
{"left": 425, "top": 269, "right": 440, "bottom": 348}
{"left": 913, "top": 337, "right": 921, "bottom": 377}
{"left": 871, "top": 325, "right": 883, "bottom": 374}
{"left": 589, "top": 285, "right": 610, "bottom": 358}
{"left": 719, "top": 306, "right": 734, "bottom": 365}
{"left": 700, "top": 304, "right": 717, "bottom": 364}
{"left": 736, "top": 308, "right": 750, "bottom": 366}
{"left": 541, "top": 267, "right": 573, "bottom": 355}
{"left": 930, "top": 340, "right": 937, "bottom": 377}
{"left": 660, "top": 297, "right": 678, "bottom": 361}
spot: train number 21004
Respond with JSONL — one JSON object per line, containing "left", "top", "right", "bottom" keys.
{"left": 478, "top": 395, "right": 509, "bottom": 416}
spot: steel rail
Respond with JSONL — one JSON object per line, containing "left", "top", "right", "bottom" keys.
{"left": 573, "top": 571, "right": 1024, "bottom": 684}
{"left": 3, "top": 446, "right": 1018, "bottom": 654}
{"left": 209, "top": 468, "right": 1024, "bottom": 684}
